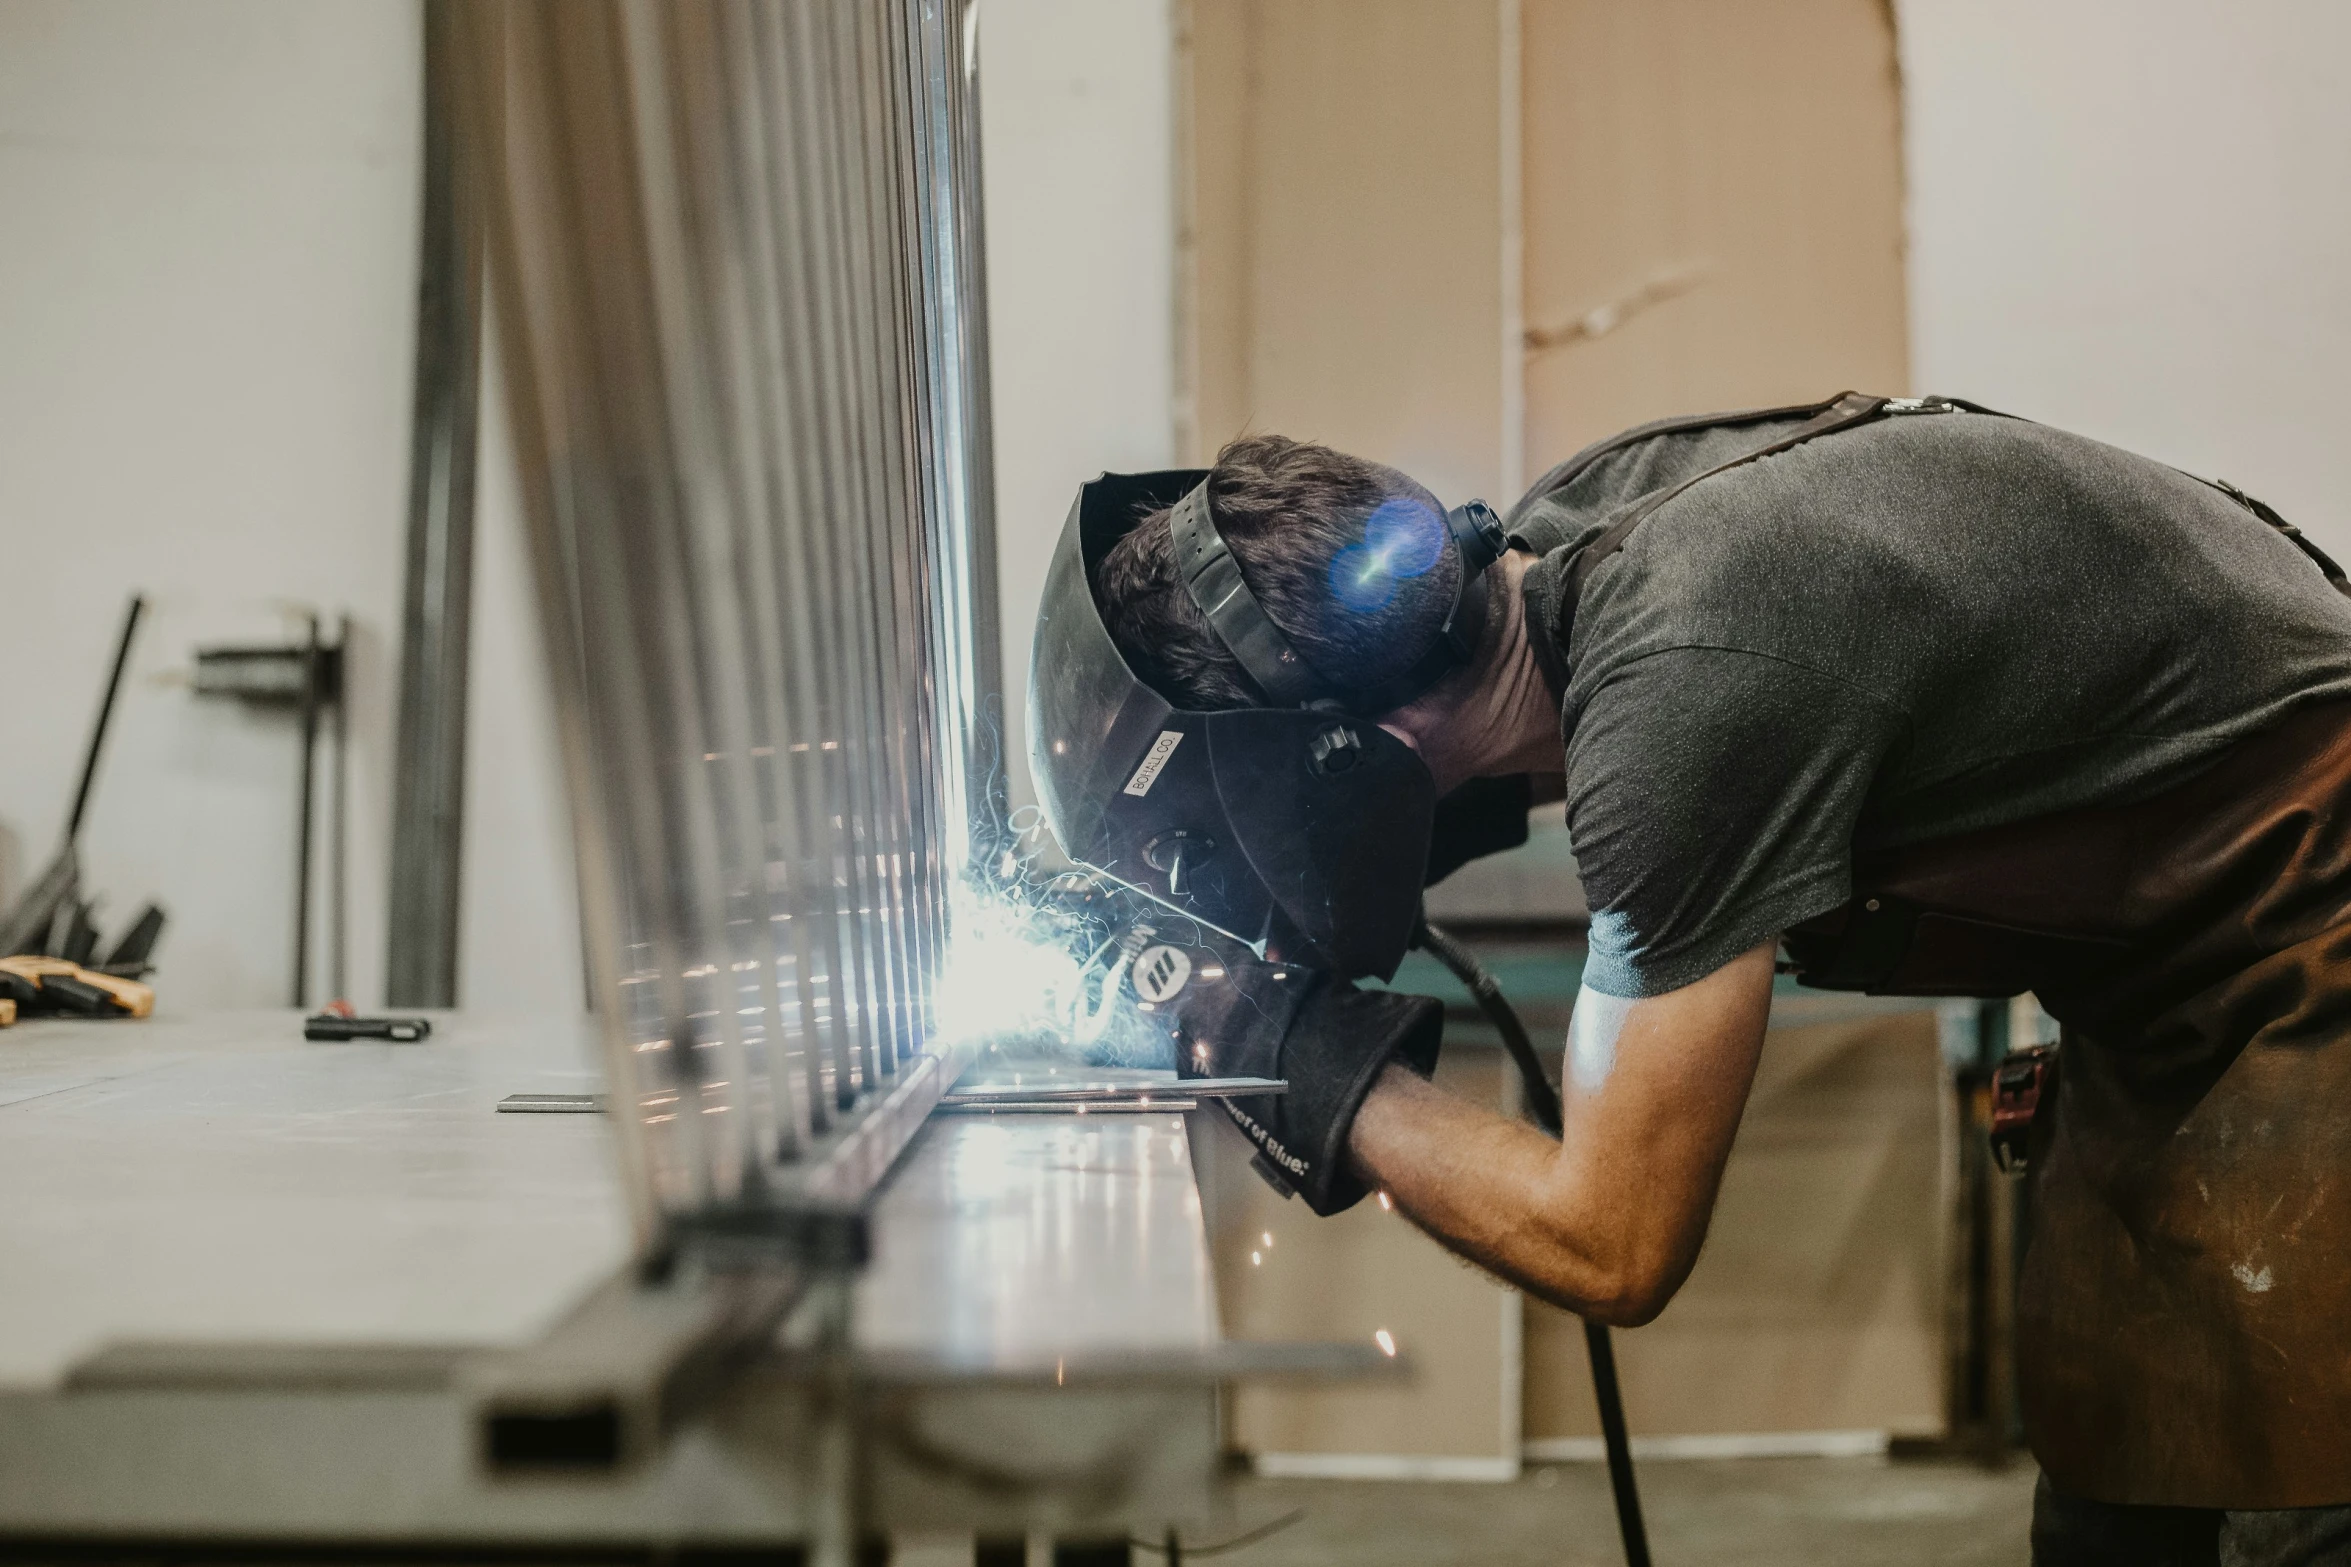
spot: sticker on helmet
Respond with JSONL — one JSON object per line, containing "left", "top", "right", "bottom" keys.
{"left": 1130, "top": 944, "right": 1194, "bottom": 1004}
{"left": 1122, "top": 730, "right": 1185, "bottom": 796}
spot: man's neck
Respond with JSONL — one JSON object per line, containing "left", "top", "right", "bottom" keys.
{"left": 1384, "top": 552, "right": 1565, "bottom": 795}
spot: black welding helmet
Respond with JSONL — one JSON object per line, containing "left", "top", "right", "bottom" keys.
{"left": 1028, "top": 467, "right": 1506, "bottom": 981}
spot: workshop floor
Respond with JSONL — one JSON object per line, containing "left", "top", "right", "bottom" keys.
{"left": 899, "top": 1454, "right": 2037, "bottom": 1565}
{"left": 1221, "top": 1456, "right": 2037, "bottom": 1566}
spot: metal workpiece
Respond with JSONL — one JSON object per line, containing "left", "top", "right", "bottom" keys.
{"left": 937, "top": 1069, "right": 1288, "bottom": 1116}
{"left": 474, "top": 0, "right": 1003, "bottom": 1251}
{"left": 857, "top": 1116, "right": 1218, "bottom": 1372}
{"left": 0, "top": 1013, "right": 1282, "bottom": 1547}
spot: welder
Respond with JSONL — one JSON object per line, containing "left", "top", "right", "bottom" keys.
{"left": 1028, "top": 393, "right": 2351, "bottom": 1564}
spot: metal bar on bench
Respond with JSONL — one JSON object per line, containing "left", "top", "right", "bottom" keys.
{"left": 938, "top": 1076, "right": 1288, "bottom": 1107}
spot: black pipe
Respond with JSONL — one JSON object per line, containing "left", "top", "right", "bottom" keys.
{"left": 292, "top": 613, "right": 321, "bottom": 1008}
{"left": 66, "top": 594, "right": 146, "bottom": 847}
{"left": 331, "top": 614, "right": 351, "bottom": 1003}
{"left": 385, "top": 0, "right": 485, "bottom": 1008}
{"left": 1413, "top": 915, "right": 1652, "bottom": 1567}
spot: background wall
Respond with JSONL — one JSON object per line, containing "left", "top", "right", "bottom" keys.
{"left": 1189, "top": 0, "right": 1509, "bottom": 501}
{"left": 1521, "top": 0, "right": 1908, "bottom": 458}
{"left": 0, "top": 0, "right": 419, "bottom": 1011}
{"left": 457, "top": 324, "right": 581, "bottom": 1017}
{"left": 0, "top": 0, "right": 1180, "bottom": 1012}
{"left": 977, "top": 0, "right": 1177, "bottom": 817}
{"left": 1898, "top": 0, "right": 2351, "bottom": 562}
{"left": 0, "top": 0, "right": 578, "bottom": 1018}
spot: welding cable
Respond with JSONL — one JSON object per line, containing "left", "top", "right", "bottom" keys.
{"left": 1412, "top": 914, "right": 1653, "bottom": 1567}
{"left": 1129, "top": 1507, "right": 1306, "bottom": 1561}
{"left": 1412, "top": 915, "right": 1562, "bottom": 1132}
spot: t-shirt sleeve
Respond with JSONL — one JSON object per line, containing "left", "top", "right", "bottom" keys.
{"left": 1566, "top": 645, "right": 1909, "bottom": 998}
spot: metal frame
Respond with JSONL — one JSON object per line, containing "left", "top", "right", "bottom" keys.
{"left": 475, "top": 0, "right": 1004, "bottom": 1257}
{"left": 386, "top": 0, "right": 488, "bottom": 1011}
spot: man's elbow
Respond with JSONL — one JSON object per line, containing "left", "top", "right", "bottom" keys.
{"left": 1585, "top": 1273, "right": 1674, "bottom": 1328}
{"left": 1530, "top": 1241, "right": 1690, "bottom": 1327}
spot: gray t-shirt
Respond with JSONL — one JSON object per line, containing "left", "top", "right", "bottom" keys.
{"left": 1510, "top": 405, "right": 2351, "bottom": 998}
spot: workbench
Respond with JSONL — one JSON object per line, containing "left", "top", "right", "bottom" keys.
{"left": 0, "top": 1011, "right": 1262, "bottom": 1552}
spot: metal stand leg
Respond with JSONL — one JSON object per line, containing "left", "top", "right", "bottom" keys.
{"left": 809, "top": 1276, "right": 860, "bottom": 1567}
{"left": 1051, "top": 1542, "right": 1132, "bottom": 1567}
{"left": 973, "top": 1540, "right": 1026, "bottom": 1567}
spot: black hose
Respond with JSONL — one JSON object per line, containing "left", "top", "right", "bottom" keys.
{"left": 1413, "top": 915, "right": 1653, "bottom": 1567}
{"left": 1412, "top": 917, "right": 1561, "bottom": 1133}
{"left": 66, "top": 593, "right": 145, "bottom": 846}
{"left": 1130, "top": 1508, "right": 1306, "bottom": 1559}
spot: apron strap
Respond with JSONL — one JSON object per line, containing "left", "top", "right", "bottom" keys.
{"left": 1548, "top": 389, "right": 2351, "bottom": 640}
{"left": 1564, "top": 390, "right": 1893, "bottom": 601}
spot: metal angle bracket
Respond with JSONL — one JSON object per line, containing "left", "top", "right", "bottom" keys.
{"left": 852, "top": 1339, "right": 1411, "bottom": 1389}
{"left": 466, "top": 1256, "right": 825, "bottom": 1476}
{"left": 467, "top": 1165, "right": 891, "bottom": 1476}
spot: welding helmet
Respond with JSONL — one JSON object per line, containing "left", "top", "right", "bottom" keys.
{"left": 1027, "top": 468, "right": 1506, "bottom": 981}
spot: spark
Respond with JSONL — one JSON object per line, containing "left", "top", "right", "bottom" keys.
{"left": 928, "top": 881, "right": 1087, "bottom": 1047}
{"left": 1375, "top": 1329, "right": 1397, "bottom": 1357}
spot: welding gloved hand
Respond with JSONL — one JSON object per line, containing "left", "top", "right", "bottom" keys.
{"left": 1170, "top": 953, "right": 1442, "bottom": 1216}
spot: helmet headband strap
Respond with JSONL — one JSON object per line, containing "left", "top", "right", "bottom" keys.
{"left": 1168, "top": 480, "right": 1506, "bottom": 714}
{"left": 1169, "top": 482, "right": 1329, "bottom": 706}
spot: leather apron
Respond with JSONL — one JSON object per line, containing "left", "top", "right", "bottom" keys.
{"left": 1785, "top": 698, "right": 2351, "bottom": 1507}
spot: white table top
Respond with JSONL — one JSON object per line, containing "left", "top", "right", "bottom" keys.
{"left": 0, "top": 1013, "right": 1222, "bottom": 1392}
{"left": 0, "top": 1009, "right": 626, "bottom": 1390}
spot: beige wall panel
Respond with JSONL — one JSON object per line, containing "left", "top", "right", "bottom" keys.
{"left": 1527, "top": 1015, "right": 1945, "bottom": 1441}
{"left": 1182, "top": 0, "right": 1254, "bottom": 464}
{"left": 1209, "top": 1049, "right": 1514, "bottom": 1465}
{"left": 1181, "top": 0, "right": 1925, "bottom": 1462}
{"left": 1186, "top": 0, "right": 1504, "bottom": 502}
{"left": 1519, "top": 0, "right": 1908, "bottom": 467}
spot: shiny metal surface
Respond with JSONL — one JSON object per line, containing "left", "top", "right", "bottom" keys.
{"left": 475, "top": 0, "right": 1002, "bottom": 1248}
{"left": 940, "top": 1074, "right": 1286, "bottom": 1106}
{"left": 0, "top": 1013, "right": 1239, "bottom": 1543}
{"left": 856, "top": 1115, "right": 1219, "bottom": 1373}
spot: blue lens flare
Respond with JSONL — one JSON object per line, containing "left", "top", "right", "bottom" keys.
{"left": 1329, "top": 497, "right": 1444, "bottom": 613}
{"left": 1366, "top": 497, "right": 1445, "bottom": 575}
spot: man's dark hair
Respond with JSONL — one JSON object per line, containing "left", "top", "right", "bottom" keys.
{"left": 1097, "top": 434, "right": 1466, "bottom": 711}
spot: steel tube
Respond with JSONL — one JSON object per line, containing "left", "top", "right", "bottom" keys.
{"left": 386, "top": 0, "right": 487, "bottom": 1010}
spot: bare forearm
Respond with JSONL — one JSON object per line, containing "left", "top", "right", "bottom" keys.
{"left": 1348, "top": 1064, "right": 1681, "bottom": 1323}
{"left": 1345, "top": 945, "right": 1776, "bottom": 1326}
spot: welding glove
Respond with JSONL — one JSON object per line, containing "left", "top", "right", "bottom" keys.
{"left": 1170, "top": 953, "right": 1442, "bottom": 1216}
